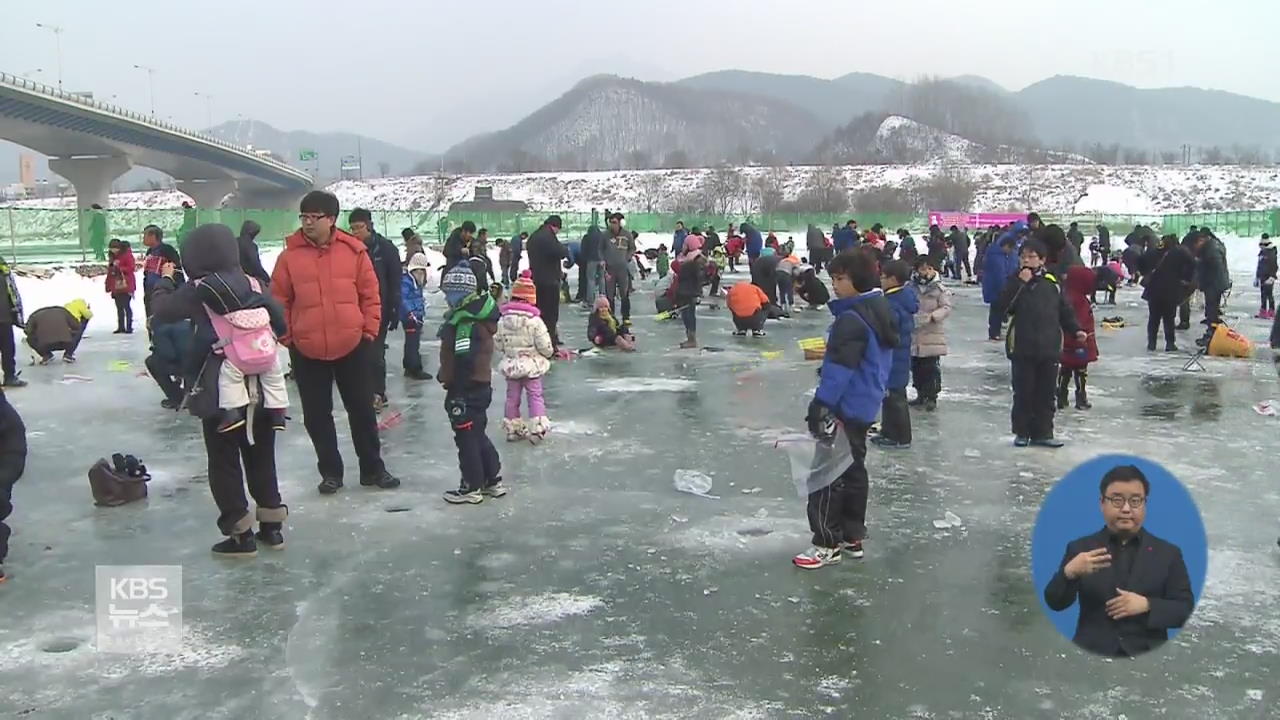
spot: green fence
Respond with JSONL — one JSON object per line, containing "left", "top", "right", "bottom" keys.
{"left": 3, "top": 206, "right": 1277, "bottom": 264}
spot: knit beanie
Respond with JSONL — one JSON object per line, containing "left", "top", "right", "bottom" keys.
{"left": 441, "top": 261, "right": 478, "bottom": 307}
{"left": 511, "top": 274, "right": 537, "bottom": 304}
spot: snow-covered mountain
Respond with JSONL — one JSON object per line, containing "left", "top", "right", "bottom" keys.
{"left": 814, "top": 114, "right": 1090, "bottom": 165}
{"left": 442, "top": 75, "right": 827, "bottom": 171}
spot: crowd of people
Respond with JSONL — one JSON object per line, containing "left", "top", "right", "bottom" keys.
{"left": 0, "top": 195, "right": 1271, "bottom": 581}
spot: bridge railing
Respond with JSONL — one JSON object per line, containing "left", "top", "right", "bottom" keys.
{"left": 0, "top": 71, "right": 308, "bottom": 180}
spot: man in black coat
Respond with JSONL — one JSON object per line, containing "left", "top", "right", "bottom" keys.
{"left": 349, "top": 209, "right": 403, "bottom": 407}
{"left": 443, "top": 222, "right": 476, "bottom": 273}
{"left": 996, "top": 239, "right": 1085, "bottom": 448}
{"left": 704, "top": 225, "right": 722, "bottom": 255}
{"left": 1193, "top": 229, "right": 1230, "bottom": 339}
{"left": 1043, "top": 464, "right": 1194, "bottom": 657}
{"left": 237, "top": 220, "right": 271, "bottom": 288}
{"left": 1067, "top": 222, "right": 1085, "bottom": 257}
{"left": 526, "top": 215, "right": 567, "bottom": 347}
{"left": 1177, "top": 230, "right": 1199, "bottom": 329}
{"left": 946, "top": 226, "right": 971, "bottom": 281}
{"left": 1138, "top": 236, "right": 1195, "bottom": 352}
{"left": 0, "top": 388, "right": 26, "bottom": 582}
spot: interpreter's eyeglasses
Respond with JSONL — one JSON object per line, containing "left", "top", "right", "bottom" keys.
{"left": 299, "top": 213, "right": 329, "bottom": 223}
{"left": 1103, "top": 495, "right": 1146, "bottom": 509}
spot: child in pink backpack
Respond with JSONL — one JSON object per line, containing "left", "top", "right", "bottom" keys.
{"left": 494, "top": 273, "right": 554, "bottom": 443}
{"left": 195, "top": 271, "right": 289, "bottom": 433}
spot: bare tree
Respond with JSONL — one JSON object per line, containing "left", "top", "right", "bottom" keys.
{"left": 701, "top": 166, "right": 745, "bottom": 215}
{"left": 913, "top": 166, "right": 977, "bottom": 212}
{"left": 636, "top": 173, "right": 667, "bottom": 213}
{"left": 751, "top": 167, "right": 789, "bottom": 213}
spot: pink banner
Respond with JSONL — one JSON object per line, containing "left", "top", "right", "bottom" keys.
{"left": 928, "top": 211, "right": 1028, "bottom": 229}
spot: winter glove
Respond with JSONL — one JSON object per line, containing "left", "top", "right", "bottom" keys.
{"left": 806, "top": 399, "right": 838, "bottom": 445}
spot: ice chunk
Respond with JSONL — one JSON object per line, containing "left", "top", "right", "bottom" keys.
{"left": 673, "top": 470, "right": 719, "bottom": 499}
{"left": 944, "top": 511, "right": 963, "bottom": 527}
{"left": 963, "top": 449, "right": 981, "bottom": 458}
{"left": 741, "top": 487, "right": 762, "bottom": 494}
{"left": 932, "top": 519, "right": 952, "bottom": 529}
{"left": 1246, "top": 689, "right": 1263, "bottom": 701}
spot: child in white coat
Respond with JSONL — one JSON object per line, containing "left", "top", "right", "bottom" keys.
{"left": 494, "top": 273, "right": 555, "bottom": 443}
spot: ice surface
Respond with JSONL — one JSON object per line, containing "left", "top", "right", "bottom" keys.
{"left": 1, "top": 261, "right": 1278, "bottom": 718}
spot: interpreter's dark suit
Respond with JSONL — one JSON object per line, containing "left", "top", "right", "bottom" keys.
{"left": 1043, "top": 527, "right": 1194, "bottom": 657}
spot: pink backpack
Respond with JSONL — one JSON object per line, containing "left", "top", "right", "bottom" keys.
{"left": 201, "top": 277, "right": 278, "bottom": 376}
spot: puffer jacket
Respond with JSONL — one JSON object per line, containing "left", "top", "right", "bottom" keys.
{"left": 998, "top": 268, "right": 1082, "bottom": 361}
{"left": 911, "top": 276, "right": 952, "bottom": 357}
{"left": 884, "top": 285, "right": 918, "bottom": 390}
{"left": 271, "top": 228, "right": 381, "bottom": 361}
{"left": 1060, "top": 265, "right": 1098, "bottom": 369}
{"left": 494, "top": 301, "right": 553, "bottom": 380}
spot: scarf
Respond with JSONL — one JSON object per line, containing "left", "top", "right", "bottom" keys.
{"left": 442, "top": 293, "right": 496, "bottom": 356}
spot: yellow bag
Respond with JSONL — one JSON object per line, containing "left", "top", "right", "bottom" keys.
{"left": 1206, "top": 324, "right": 1253, "bottom": 358}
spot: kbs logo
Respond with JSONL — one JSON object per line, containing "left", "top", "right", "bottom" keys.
{"left": 95, "top": 565, "right": 182, "bottom": 653}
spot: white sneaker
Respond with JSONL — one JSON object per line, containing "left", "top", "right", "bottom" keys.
{"left": 792, "top": 546, "right": 842, "bottom": 570}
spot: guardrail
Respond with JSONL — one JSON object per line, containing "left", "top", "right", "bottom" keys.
{"left": 0, "top": 70, "right": 311, "bottom": 182}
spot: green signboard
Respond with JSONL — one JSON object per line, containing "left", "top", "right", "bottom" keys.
{"left": 298, "top": 149, "right": 317, "bottom": 161}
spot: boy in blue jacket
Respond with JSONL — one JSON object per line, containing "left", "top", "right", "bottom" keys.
{"left": 401, "top": 253, "right": 433, "bottom": 381}
{"left": 982, "top": 227, "right": 1023, "bottom": 340}
{"left": 874, "top": 260, "right": 917, "bottom": 449}
{"left": 795, "top": 251, "right": 897, "bottom": 570}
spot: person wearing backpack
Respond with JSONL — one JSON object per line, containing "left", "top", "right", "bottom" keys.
{"left": 150, "top": 224, "right": 289, "bottom": 558}
{"left": 193, "top": 262, "right": 290, "bottom": 434}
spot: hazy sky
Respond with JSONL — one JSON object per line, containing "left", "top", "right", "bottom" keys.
{"left": 4, "top": 0, "right": 1277, "bottom": 153}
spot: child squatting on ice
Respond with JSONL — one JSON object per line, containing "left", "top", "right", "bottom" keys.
{"left": 794, "top": 251, "right": 897, "bottom": 570}
{"left": 438, "top": 261, "right": 506, "bottom": 504}
{"left": 494, "top": 273, "right": 555, "bottom": 443}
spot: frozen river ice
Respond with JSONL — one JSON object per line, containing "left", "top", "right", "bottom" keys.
{"left": 1, "top": 267, "right": 1278, "bottom": 719}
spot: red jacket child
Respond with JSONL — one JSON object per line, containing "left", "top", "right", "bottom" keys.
{"left": 1061, "top": 265, "right": 1098, "bottom": 368}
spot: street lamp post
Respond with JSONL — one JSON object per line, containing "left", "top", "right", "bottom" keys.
{"left": 133, "top": 64, "right": 156, "bottom": 117}
{"left": 34, "top": 23, "right": 64, "bottom": 90}
{"left": 193, "top": 91, "right": 214, "bottom": 129}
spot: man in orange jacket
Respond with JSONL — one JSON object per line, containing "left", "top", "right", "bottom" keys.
{"left": 272, "top": 191, "right": 401, "bottom": 494}
{"left": 727, "top": 281, "right": 770, "bottom": 337}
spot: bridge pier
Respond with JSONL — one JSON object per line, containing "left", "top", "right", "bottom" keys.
{"left": 177, "top": 179, "right": 237, "bottom": 209}
{"left": 48, "top": 155, "right": 132, "bottom": 255}
{"left": 233, "top": 187, "right": 305, "bottom": 211}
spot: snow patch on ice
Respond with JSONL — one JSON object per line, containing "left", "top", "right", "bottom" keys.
{"left": 472, "top": 592, "right": 605, "bottom": 629}
{"left": 590, "top": 378, "right": 698, "bottom": 393}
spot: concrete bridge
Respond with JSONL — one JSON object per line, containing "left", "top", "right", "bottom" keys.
{"left": 0, "top": 71, "right": 313, "bottom": 223}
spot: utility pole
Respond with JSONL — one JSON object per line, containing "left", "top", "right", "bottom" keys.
{"left": 133, "top": 64, "right": 156, "bottom": 117}
{"left": 193, "top": 91, "right": 214, "bottom": 129}
{"left": 34, "top": 23, "right": 64, "bottom": 90}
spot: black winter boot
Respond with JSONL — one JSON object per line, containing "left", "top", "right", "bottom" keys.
{"left": 1074, "top": 370, "right": 1092, "bottom": 410}
{"left": 1056, "top": 370, "right": 1071, "bottom": 410}
{"left": 212, "top": 532, "right": 257, "bottom": 558}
